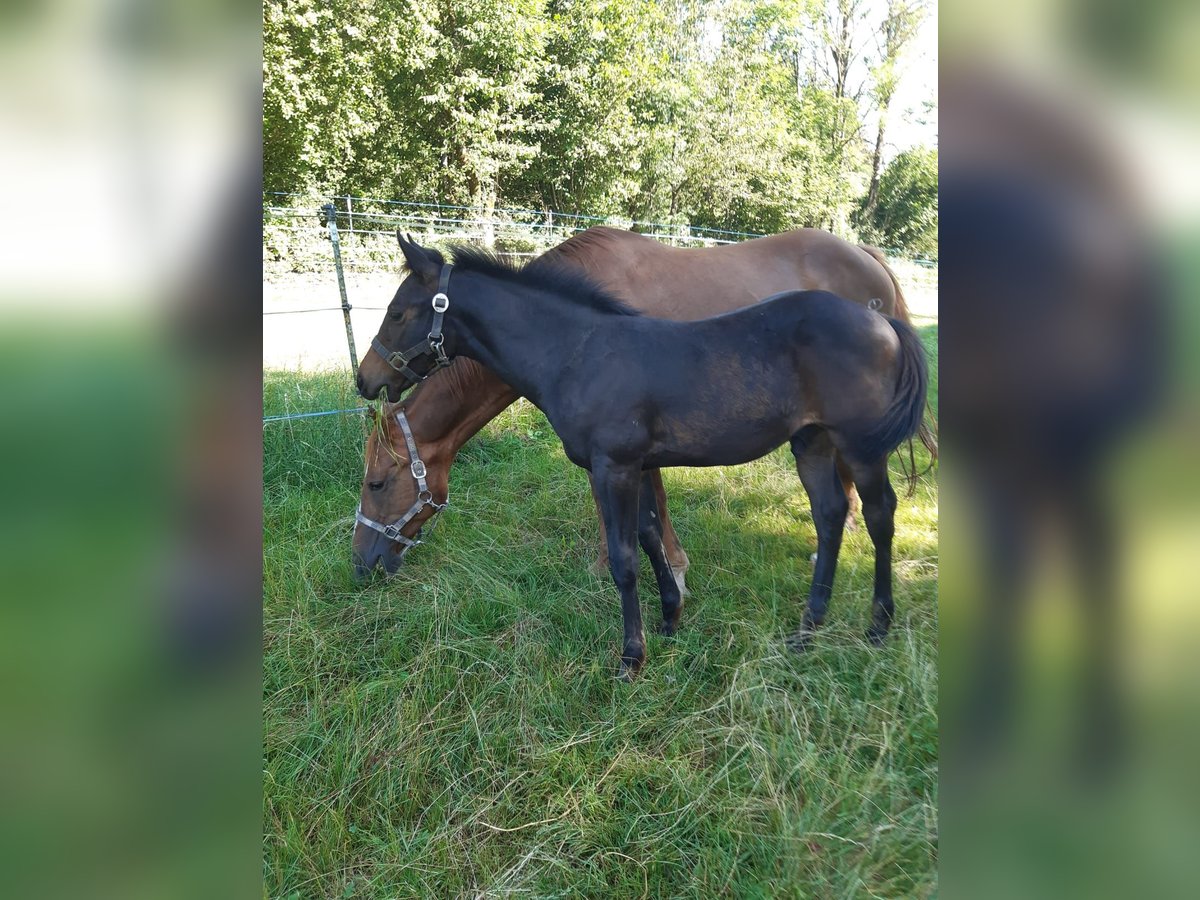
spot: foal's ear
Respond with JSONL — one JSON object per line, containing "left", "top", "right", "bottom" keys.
{"left": 396, "top": 231, "right": 440, "bottom": 284}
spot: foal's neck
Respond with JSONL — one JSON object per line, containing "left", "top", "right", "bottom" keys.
{"left": 451, "top": 272, "right": 615, "bottom": 404}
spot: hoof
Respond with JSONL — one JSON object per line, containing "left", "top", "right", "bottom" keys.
{"left": 616, "top": 640, "right": 645, "bottom": 681}
{"left": 659, "top": 598, "right": 683, "bottom": 638}
{"left": 786, "top": 629, "right": 815, "bottom": 653}
{"left": 616, "top": 658, "right": 642, "bottom": 682}
{"left": 865, "top": 626, "right": 889, "bottom": 647}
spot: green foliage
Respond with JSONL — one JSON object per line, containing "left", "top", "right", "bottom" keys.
{"left": 858, "top": 146, "right": 938, "bottom": 256}
{"left": 264, "top": 0, "right": 550, "bottom": 204}
{"left": 264, "top": 0, "right": 937, "bottom": 242}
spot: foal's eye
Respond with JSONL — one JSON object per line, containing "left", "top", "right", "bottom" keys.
{"left": 368, "top": 480, "right": 386, "bottom": 491}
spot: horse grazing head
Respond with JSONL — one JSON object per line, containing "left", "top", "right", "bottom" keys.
{"left": 356, "top": 233, "right": 451, "bottom": 403}
{"left": 351, "top": 403, "right": 449, "bottom": 580}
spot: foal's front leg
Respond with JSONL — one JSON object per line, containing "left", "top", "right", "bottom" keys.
{"left": 592, "top": 457, "right": 646, "bottom": 679}
{"left": 591, "top": 468, "right": 690, "bottom": 597}
{"left": 637, "top": 472, "right": 684, "bottom": 636}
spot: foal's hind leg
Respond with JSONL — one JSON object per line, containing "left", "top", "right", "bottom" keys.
{"left": 786, "top": 428, "right": 848, "bottom": 652}
{"left": 637, "top": 472, "right": 684, "bottom": 636}
{"left": 846, "top": 457, "right": 898, "bottom": 645}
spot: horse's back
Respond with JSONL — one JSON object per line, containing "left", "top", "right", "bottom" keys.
{"left": 545, "top": 227, "right": 897, "bottom": 319}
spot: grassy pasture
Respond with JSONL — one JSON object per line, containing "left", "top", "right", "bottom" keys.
{"left": 263, "top": 327, "right": 938, "bottom": 897}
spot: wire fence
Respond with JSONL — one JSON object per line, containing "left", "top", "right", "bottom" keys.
{"left": 263, "top": 193, "right": 938, "bottom": 424}
{"left": 263, "top": 407, "right": 367, "bottom": 424}
{"left": 265, "top": 192, "right": 774, "bottom": 246}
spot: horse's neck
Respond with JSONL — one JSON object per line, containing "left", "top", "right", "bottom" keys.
{"left": 454, "top": 276, "right": 602, "bottom": 402}
{"left": 406, "top": 360, "right": 520, "bottom": 459}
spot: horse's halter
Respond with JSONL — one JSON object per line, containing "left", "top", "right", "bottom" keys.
{"left": 355, "top": 409, "right": 448, "bottom": 559}
{"left": 371, "top": 263, "right": 454, "bottom": 386}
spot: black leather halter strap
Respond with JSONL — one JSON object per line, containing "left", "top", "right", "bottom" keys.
{"left": 371, "top": 263, "right": 454, "bottom": 385}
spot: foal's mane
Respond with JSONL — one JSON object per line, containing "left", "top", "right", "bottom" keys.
{"left": 434, "top": 243, "right": 642, "bottom": 317}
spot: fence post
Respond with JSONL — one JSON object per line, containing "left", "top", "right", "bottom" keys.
{"left": 323, "top": 202, "right": 359, "bottom": 375}
{"left": 345, "top": 195, "right": 354, "bottom": 233}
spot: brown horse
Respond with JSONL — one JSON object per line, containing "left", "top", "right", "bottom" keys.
{"left": 354, "top": 226, "right": 936, "bottom": 578}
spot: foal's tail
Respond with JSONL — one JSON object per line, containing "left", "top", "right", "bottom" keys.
{"left": 859, "top": 316, "right": 929, "bottom": 493}
{"left": 859, "top": 244, "right": 938, "bottom": 464}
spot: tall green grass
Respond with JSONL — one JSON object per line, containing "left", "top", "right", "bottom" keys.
{"left": 264, "top": 327, "right": 938, "bottom": 897}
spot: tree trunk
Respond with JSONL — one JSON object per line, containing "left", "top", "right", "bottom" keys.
{"left": 864, "top": 112, "right": 887, "bottom": 218}
{"left": 480, "top": 182, "right": 496, "bottom": 248}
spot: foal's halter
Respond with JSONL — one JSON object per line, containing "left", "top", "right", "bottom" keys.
{"left": 355, "top": 409, "right": 448, "bottom": 557}
{"left": 371, "top": 264, "right": 454, "bottom": 385}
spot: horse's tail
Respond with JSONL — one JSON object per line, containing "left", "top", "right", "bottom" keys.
{"left": 858, "top": 243, "right": 939, "bottom": 465}
{"left": 858, "top": 316, "right": 929, "bottom": 495}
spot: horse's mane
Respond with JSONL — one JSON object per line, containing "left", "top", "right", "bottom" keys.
{"left": 432, "top": 242, "right": 642, "bottom": 317}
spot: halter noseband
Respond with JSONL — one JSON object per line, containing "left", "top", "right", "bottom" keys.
{"left": 371, "top": 263, "right": 454, "bottom": 385}
{"left": 355, "top": 408, "right": 448, "bottom": 558}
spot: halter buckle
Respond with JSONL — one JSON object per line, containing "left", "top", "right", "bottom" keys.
{"left": 431, "top": 292, "right": 449, "bottom": 313}
{"left": 410, "top": 459, "right": 427, "bottom": 480}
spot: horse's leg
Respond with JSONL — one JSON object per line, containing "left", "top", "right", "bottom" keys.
{"left": 587, "top": 473, "right": 610, "bottom": 576}
{"left": 648, "top": 468, "right": 690, "bottom": 596}
{"left": 1062, "top": 467, "right": 1122, "bottom": 772}
{"left": 848, "top": 457, "right": 899, "bottom": 645}
{"left": 963, "top": 472, "right": 1034, "bottom": 757}
{"left": 592, "top": 458, "right": 647, "bottom": 679}
{"left": 637, "top": 472, "right": 684, "bottom": 636}
{"left": 786, "top": 429, "right": 848, "bottom": 651}
{"left": 836, "top": 454, "right": 861, "bottom": 532}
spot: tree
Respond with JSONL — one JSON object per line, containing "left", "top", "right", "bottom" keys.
{"left": 861, "top": 145, "right": 937, "bottom": 255}
{"left": 862, "top": 0, "right": 926, "bottom": 222}
{"left": 506, "top": 0, "right": 677, "bottom": 217}
{"left": 262, "top": 0, "right": 937, "bottom": 250}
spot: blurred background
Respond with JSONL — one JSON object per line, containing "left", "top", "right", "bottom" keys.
{"left": 0, "top": 0, "right": 1196, "bottom": 896}
{"left": 0, "top": 1, "right": 261, "bottom": 898}
{"left": 939, "top": 0, "right": 1199, "bottom": 897}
